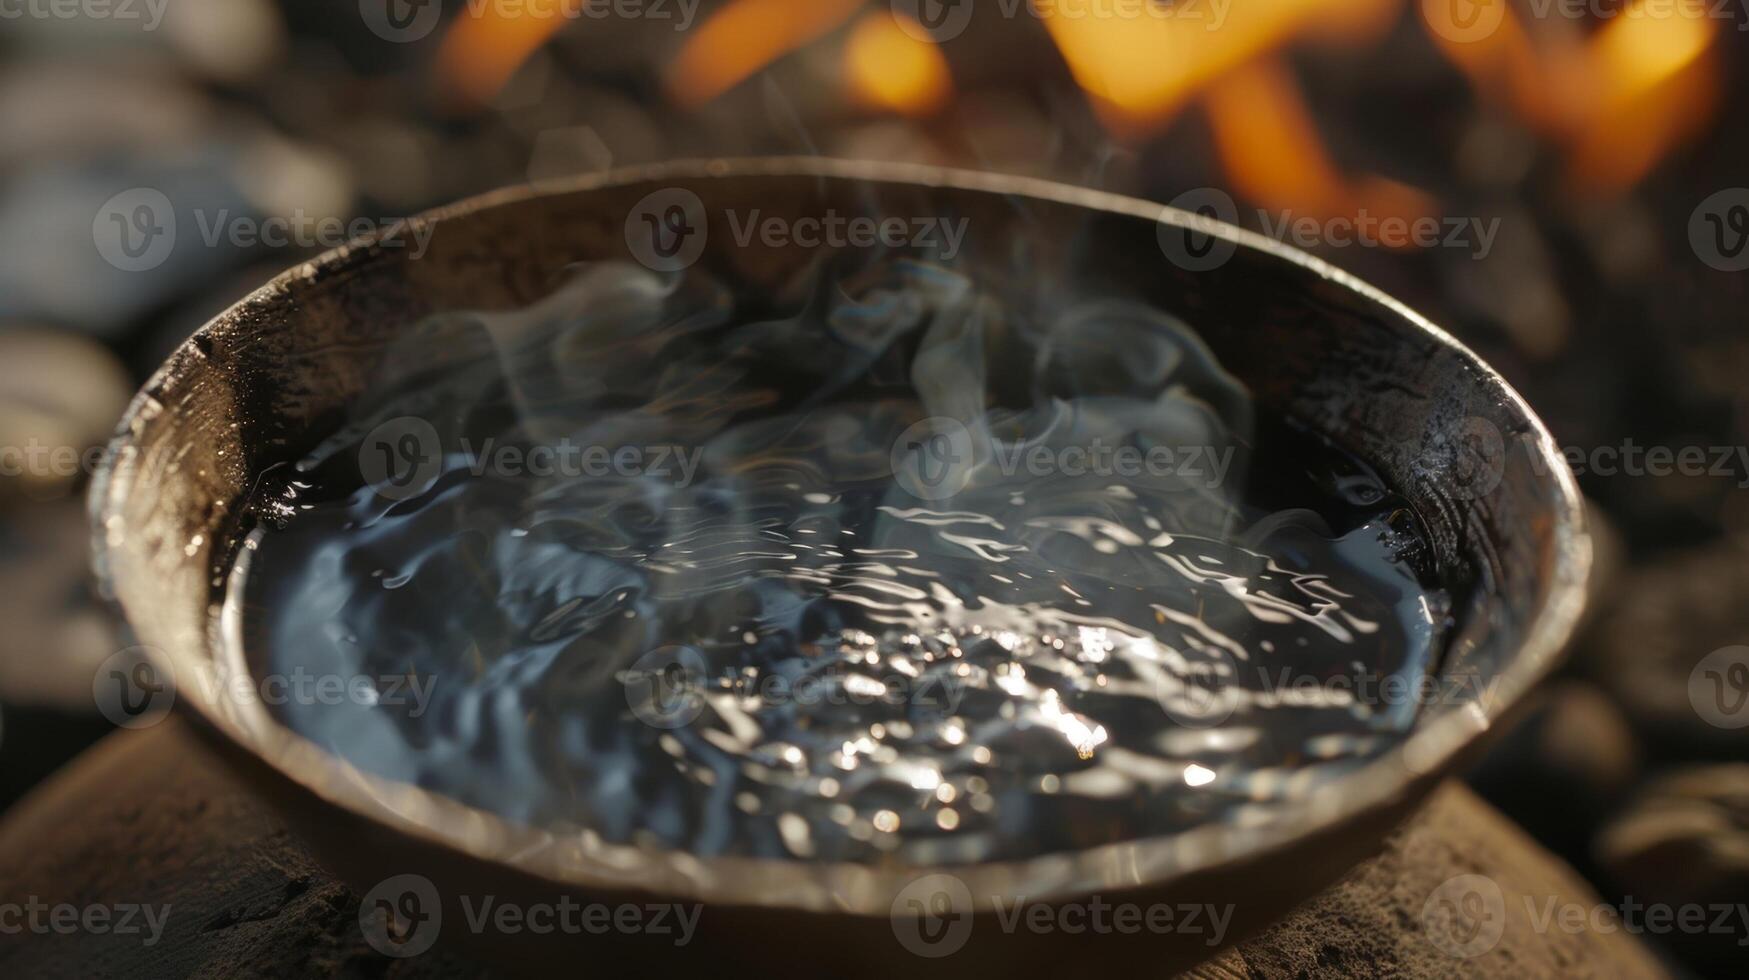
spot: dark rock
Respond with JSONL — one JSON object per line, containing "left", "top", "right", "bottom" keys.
{"left": 0, "top": 503, "right": 122, "bottom": 710}
{"left": 1185, "top": 782, "right": 1667, "bottom": 979}
{"left": 1579, "top": 498, "right": 1625, "bottom": 631}
{"left": 1466, "top": 681, "right": 1640, "bottom": 874}
{"left": 1595, "top": 765, "right": 1749, "bottom": 977}
{"left": 0, "top": 719, "right": 494, "bottom": 978}
{"left": 1575, "top": 540, "right": 1749, "bottom": 758}
{"left": 0, "top": 329, "right": 131, "bottom": 506}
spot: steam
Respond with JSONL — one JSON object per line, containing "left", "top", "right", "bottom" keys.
{"left": 248, "top": 250, "right": 1444, "bottom": 865}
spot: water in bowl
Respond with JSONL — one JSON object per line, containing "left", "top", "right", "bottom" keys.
{"left": 223, "top": 258, "right": 1455, "bottom": 865}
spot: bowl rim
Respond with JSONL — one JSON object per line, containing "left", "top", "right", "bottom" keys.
{"left": 90, "top": 155, "right": 1591, "bottom": 915}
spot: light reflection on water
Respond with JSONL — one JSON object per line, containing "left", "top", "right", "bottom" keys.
{"left": 226, "top": 259, "right": 1449, "bottom": 865}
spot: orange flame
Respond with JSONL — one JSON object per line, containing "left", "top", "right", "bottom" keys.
{"left": 436, "top": 8, "right": 573, "bottom": 109}
{"left": 1203, "top": 57, "right": 1435, "bottom": 231}
{"left": 844, "top": 12, "right": 952, "bottom": 117}
{"left": 1040, "top": 0, "right": 1397, "bottom": 135}
{"left": 1570, "top": 2, "right": 1718, "bottom": 192}
{"left": 666, "top": 0, "right": 863, "bottom": 108}
{"left": 1428, "top": 0, "right": 1719, "bottom": 194}
{"left": 1423, "top": 4, "right": 1583, "bottom": 131}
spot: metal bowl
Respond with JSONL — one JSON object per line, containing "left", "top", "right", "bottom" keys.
{"left": 89, "top": 158, "right": 1588, "bottom": 975}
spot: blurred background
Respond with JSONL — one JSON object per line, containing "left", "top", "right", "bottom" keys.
{"left": 0, "top": 0, "right": 1745, "bottom": 974}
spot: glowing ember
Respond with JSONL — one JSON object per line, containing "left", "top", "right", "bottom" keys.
{"left": 435, "top": 8, "right": 573, "bottom": 109}
{"left": 843, "top": 11, "right": 951, "bottom": 117}
{"left": 1569, "top": 0, "right": 1719, "bottom": 193}
{"left": 1039, "top": 0, "right": 1393, "bottom": 135}
{"left": 666, "top": 0, "right": 863, "bottom": 108}
{"left": 1202, "top": 58, "right": 1436, "bottom": 230}
{"left": 1427, "top": 0, "right": 1720, "bottom": 194}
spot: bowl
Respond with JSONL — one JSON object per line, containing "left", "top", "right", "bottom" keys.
{"left": 89, "top": 157, "right": 1588, "bottom": 975}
